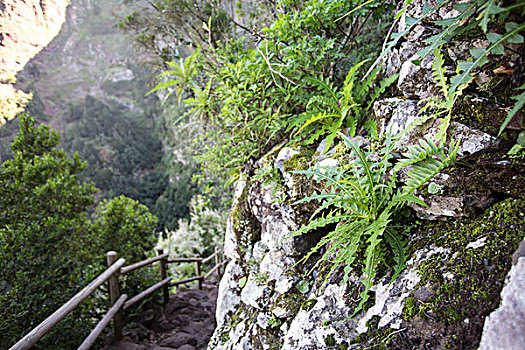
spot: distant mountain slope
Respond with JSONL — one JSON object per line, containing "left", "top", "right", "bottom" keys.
{"left": 0, "top": 0, "right": 70, "bottom": 123}
{"left": 0, "top": 0, "right": 198, "bottom": 231}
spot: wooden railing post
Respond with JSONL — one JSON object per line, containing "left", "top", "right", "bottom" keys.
{"left": 107, "top": 251, "right": 123, "bottom": 341}
{"left": 156, "top": 248, "right": 169, "bottom": 304}
{"left": 195, "top": 254, "right": 202, "bottom": 290}
{"left": 215, "top": 247, "right": 221, "bottom": 276}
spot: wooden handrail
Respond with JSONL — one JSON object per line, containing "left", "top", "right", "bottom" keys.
{"left": 9, "top": 246, "right": 225, "bottom": 350}
{"left": 9, "top": 258, "right": 126, "bottom": 350}
{"left": 169, "top": 275, "right": 204, "bottom": 287}
{"left": 202, "top": 249, "right": 222, "bottom": 264}
{"left": 204, "top": 260, "right": 229, "bottom": 280}
{"left": 77, "top": 294, "right": 127, "bottom": 350}
{"left": 121, "top": 252, "right": 169, "bottom": 275}
{"left": 124, "top": 277, "right": 172, "bottom": 310}
{"left": 167, "top": 257, "right": 202, "bottom": 263}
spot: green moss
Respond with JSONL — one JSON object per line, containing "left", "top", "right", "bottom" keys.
{"left": 350, "top": 324, "right": 400, "bottom": 349}
{"left": 324, "top": 335, "right": 336, "bottom": 346}
{"left": 412, "top": 198, "right": 525, "bottom": 348}
{"left": 337, "top": 342, "right": 349, "bottom": 350}
{"left": 282, "top": 146, "right": 316, "bottom": 173}
{"left": 452, "top": 96, "right": 518, "bottom": 136}
{"left": 229, "top": 177, "right": 261, "bottom": 256}
{"left": 274, "top": 291, "right": 306, "bottom": 316}
{"left": 301, "top": 298, "right": 318, "bottom": 311}
{"left": 402, "top": 297, "right": 418, "bottom": 321}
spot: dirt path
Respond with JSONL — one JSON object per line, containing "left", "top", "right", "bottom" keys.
{"left": 98, "top": 281, "right": 218, "bottom": 350}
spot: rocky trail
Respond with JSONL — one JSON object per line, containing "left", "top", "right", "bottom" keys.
{"left": 99, "top": 281, "right": 218, "bottom": 350}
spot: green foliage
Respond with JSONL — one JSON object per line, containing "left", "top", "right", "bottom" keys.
{"left": 156, "top": 196, "right": 226, "bottom": 278}
{"left": 0, "top": 114, "right": 162, "bottom": 349}
{"left": 153, "top": 0, "right": 395, "bottom": 185}
{"left": 292, "top": 61, "right": 398, "bottom": 148}
{"left": 149, "top": 48, "right": 201, "bottom": 104}
{"left": 93, "top": 195, "right": 159, "bottom": 304}
{"left": 0, "top": 113, "right": 97, "bottom": 349}
{"left": 61, "top": 93, "right": 196, "bottom": 232}
{"left": 388, "top": 0, "right": 525, "bottom": 136}
{"left": 93, "top": 195, "right": 158, "bottom": 262}
{"left": 291, "top": 133, "right": 458, "bottom": 315}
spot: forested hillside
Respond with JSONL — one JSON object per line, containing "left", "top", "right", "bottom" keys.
{"left": 0, "top": 0, "right": 202, "bottom": 231}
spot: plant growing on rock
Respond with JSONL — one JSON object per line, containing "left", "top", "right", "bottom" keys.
{"left": 291, "top": 133, "right": 459, "bottom": 315}
{"left": 149, "top": 0, "right": 395, "bottom": 187}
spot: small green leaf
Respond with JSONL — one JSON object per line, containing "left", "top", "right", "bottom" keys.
{"left": 428, "top": 182, "right": 443, "bottom": 194}
{"left": 491, "top": 43, "right": 505, "bottom": 55}
{"left": 486, "top": 32, "right": 502, "bottom": 43}
{"left": 453, "top": 2, "right": 471, "bottom": 12}
{"left": 238, "top": 276, "right": 247, "bottom": 288}
{"left": 469, "top": 48, "right": 486, "bottom": 59}
{"left": 405, "top": 16, "right": 417, "bottom": 26}
{"left": 297, "top": 280, "right": 310, "bottom": 294}
{"left": 507, "top": 34, "right": 524, "bottom": 44}
{"left": 505, "top": 22, "right": 520, "bottom": 31}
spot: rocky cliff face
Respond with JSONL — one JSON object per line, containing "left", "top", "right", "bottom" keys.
{"left": 209, "top": 1, "right": 525, "bottom": 349}
{"left": 0, "top": 0, "right": 69, "bottom": 123}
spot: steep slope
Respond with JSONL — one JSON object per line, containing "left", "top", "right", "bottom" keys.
{"left": 0, "top": 0, "right": 69, "bottom": 123}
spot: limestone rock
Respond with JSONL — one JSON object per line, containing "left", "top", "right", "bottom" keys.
{"left": 410, "top": 195, "right": 467, "bottom": 220}
{"left": 275, "top": 146, "right": 301, "bottom": 191}
{"left": 240, "top": 273, "right": 268, "bottom": 310}
{"left": 479, "top": 254, "right": 525, "bottom": 350}
{"left": 374, "top": 97, "right": 499, "bottom": 159}
{"left": 215, "top": 260, "right": 245, "bottom": 327}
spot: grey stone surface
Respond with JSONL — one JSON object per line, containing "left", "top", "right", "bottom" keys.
{"left": 215, "top": 260, "right": 245, "bottom": 326}
{"left": 479, "top": 256, "right": 525, "bottom": 350}
{"left": 159, "top": 332, "right": 198, "bottom": 348}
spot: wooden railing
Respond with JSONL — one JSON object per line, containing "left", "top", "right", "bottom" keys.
{"left": 9, "top": 247, "right": 228, "bottom": 350}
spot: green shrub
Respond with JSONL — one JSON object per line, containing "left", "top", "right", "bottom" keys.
{"left": 0, "top": 113, "right": 98, "bottom": 349}
{"left": 0, "top": 114, "right": 162, "bottom": 349}
{"left": 157, "top": 196, "right": 226, "bottom": 278}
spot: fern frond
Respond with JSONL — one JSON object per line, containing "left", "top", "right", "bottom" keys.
{"left": 342, "top": 60, "right": 368, "bottom": 104}
{"left": 289, "top": 212, "right": 356, "bottom": 238}
{"left": 306, "top": 95, "right": 337, "bottom": 111}
{"left": 294, "top": 112, "right": 338, "bottom": 136}
{"left": 352, "top": 227, "right": 383, "bottom": 316}
{"left": 431, "top": 46, "right": 448, "bottom": 99}
{"left": 384, "top": 228, "right": 408, "bottom": 283}
{"left": 364, "top": 73, "right": 400, "bottom": 115}
{"left": 303, "top": 75, "right": 338, "bottom": 105}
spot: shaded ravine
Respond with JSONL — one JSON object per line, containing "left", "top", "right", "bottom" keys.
{"left": 98, "top": 281, "right": 218, "bottom": 350}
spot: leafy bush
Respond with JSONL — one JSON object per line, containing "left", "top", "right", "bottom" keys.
{"left": 93, "top": 195, "right": 160, "bottom": 310}
{"left": 93, "top": 195, "right": 158, "bottom": 262}
{"left": 157, "top": 196, "right": 226, "bottom": 278}
{"left": 0, "top": 114, "right": 162, "bottom": 349}
{"left": 0, "top": 113, "right": 98, "bottom": 349}
{"left": 152, "top": 0, "right": 395, "bottom": 186}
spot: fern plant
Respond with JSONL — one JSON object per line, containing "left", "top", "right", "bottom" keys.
{"left": 291, "top": 133, "right": 458, "bottom": 315}
{"left": 149, "top": 48, "right": 201, "bottom": 104}
{"left": 290, "top": 60, "right": 398, "bottom": 148}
